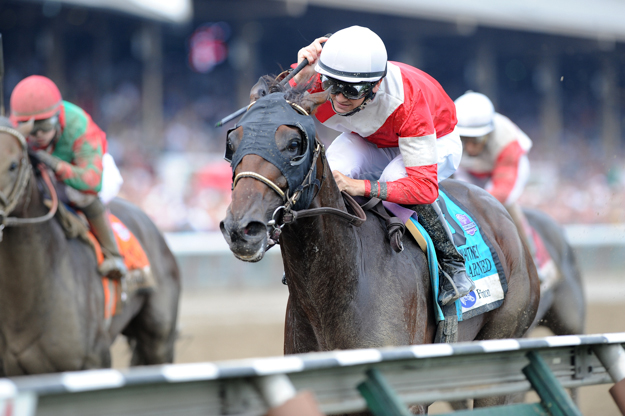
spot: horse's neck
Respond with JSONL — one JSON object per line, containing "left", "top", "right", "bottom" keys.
{"left": 279, "top": 158, "right": 361, "bottom": 317}
{"left": 0, "top": 173, "right": 62, "bottom": 297}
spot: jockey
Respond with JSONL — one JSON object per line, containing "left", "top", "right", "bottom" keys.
{"left": 9, "top": 75, "right": 127, "bottom": 282}
{"left": 453, "top": 91, "right": 534, "bottom": 251}
{"left": 293, "top": 26, "right": 475, "bottom": 306}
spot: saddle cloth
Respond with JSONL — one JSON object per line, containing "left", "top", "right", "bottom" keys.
{"left": 385, "top": 189, "right": 508, "bottom": 322}
{"left": 86, "top": 214, "right": 154, "bottom": 318}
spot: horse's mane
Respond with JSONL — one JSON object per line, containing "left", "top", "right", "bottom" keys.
{"left": 259, "top": 74, "right": 314, "bottom": 109}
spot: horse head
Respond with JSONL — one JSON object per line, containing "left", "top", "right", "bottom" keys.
{"left": 220, "top": 78, "right": 328, "bottom": 262}
{"left": 0, "top": 119, "right": 32, "bottom": 222}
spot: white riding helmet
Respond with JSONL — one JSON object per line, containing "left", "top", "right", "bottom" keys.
{"left": 315, "top": 26, "right": 387, "bottom": 83}
{"left": 454, "top": 92, "right": 495, "bottom": 137}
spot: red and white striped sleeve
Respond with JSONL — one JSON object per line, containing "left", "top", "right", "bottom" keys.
{"left": 365, "top": 90, "right": 439, "bottom": 205}
{"left": 487, "top": 140, "right": 526, "bottom": 204}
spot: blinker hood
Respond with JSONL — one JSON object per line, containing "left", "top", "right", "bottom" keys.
{"left": 226, "top": 92, "right": 318, "bottom": 210}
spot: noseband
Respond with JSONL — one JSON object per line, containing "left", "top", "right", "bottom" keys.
{"left": 0, "top": 126, "right": 58, "bottom": 242}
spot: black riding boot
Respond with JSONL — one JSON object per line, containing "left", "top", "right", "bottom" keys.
{"left": 82, "top": 198, "right": 128, "bottom": 282}
{"left": 411, "top": 202, "right": 475, "bottom": 306}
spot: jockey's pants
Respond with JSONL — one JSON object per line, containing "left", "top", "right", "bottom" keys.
{"left": 326, "top": 128, "right": 462, "bottom": 184}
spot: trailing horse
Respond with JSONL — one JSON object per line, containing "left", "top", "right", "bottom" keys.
{"left": 0, "top": 123, "right": 180, "bottom": 375}
{"left": 220, "top": 79, "right": 544, "bottom": 412}
{"left": 524, "top": 208, "right": 585, "bottom": 335}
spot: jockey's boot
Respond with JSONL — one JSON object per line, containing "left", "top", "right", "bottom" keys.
{"left": 82, "top": 199, "right": 128, "bottom": 282}
{"left": 412, "top": 202, "right": 475, "bottom": 306}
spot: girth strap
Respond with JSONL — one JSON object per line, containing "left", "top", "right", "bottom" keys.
{"left": 359, "top": 198, "right": 405, "bottom": 253}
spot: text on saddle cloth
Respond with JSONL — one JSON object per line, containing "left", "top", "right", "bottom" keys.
{"left": 437, "top": 190, "right": 508, "bottom": 320}
{"left": 386, "top": 190, "right": 508, "bottom": 322}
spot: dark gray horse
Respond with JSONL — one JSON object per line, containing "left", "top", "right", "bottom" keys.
{"left": 220, "top": 80, "right": 541, "bottom": 413}
{"left": 0, "top": 124, "right": 180, "bottom": 375}
{"left": 525, "top": 208, "right": 585, "bottom": 334}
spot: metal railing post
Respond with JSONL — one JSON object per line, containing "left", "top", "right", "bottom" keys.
{"left": 593, "top": 344, "right": 625, "bottom": 415}
{"left": 357, "top": 368, "right": 412, "bottom": 416}
{"left": 523, "top": 351, "right": 582, "bottom": 416}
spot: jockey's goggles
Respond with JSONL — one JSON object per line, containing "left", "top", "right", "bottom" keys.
{"left": 20, "top": 115, "right": 59, "bottom": 135}
{"left": 320, "top": 75, "right": 375, "bottom": 100}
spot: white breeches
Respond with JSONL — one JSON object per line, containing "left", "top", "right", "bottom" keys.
{"left": 326, "top": 128, "right": 463, "bottom": 183}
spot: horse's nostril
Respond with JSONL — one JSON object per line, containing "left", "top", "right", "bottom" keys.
{"left": 244, "top": 222, "right": 266, "bottom": 238}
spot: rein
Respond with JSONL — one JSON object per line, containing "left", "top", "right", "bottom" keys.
{"left": 0, "top": 126, "right": 59, "bottom": 242}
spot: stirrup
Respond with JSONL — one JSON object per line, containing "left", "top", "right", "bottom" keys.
{"left": 98, "top": 256, "right": 127, "bottom": 280}
{"left": 438, "top": 267, "right": 475, "bottom": 306}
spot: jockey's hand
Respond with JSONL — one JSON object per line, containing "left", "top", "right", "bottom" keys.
{"left": 33, "top": 150, "right": 61, "bottom": 172}
{"left": 333, "top": 170, "right": 365, "bottom": 197}
{"left": 293, "top": 36, "right": 329, "bottom": 85}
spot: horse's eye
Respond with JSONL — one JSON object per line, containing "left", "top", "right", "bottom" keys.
{"left": 287, "top": 139, "right": 300, "bottom": 152}
{"left": 9, "top": 162, "right": 18, "bottom": 172}
{"left": 227, "top": 138, "right": 234, "bottom": 150}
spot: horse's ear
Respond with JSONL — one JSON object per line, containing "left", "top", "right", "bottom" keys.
{"left": 16, "top": 119, "right": 33, "bottom": 138}
{"left": 274, "top": 69, "right": 291, "bottom": 84}
{"left": 300, "top": 90, "right": 329, "bottom": 116}
{"left": 249, "top": 76, "right": 270, "bottom": 103}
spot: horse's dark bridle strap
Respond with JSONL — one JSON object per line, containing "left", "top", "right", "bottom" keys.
{"left": 282, "top": 191, "right": 366, "bottom": 226}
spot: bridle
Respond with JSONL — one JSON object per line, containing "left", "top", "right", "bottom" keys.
{"left": 0, "top": 126, "right": 58, "bottom": 242}
{"left": 230, "top": 100, "right": 366, "bottom": 248}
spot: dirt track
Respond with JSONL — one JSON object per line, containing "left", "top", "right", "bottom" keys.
{"left": 112, "top": 280, "right": 625, "bottom": 415}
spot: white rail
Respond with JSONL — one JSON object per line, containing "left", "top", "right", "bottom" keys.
{"left": 2, "top": 333, "right": 624, "bottom": 416}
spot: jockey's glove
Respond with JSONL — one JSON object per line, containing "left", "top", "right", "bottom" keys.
{"left": 33, "top": 150, "right": 62, "bottom": 172}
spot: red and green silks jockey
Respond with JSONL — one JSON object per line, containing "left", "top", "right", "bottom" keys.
{"left": 40, "top": 101, "right": 107, "bottom": 194}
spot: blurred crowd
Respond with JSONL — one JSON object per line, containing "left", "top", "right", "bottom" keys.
{"left": 97, "top": 82, "right": 234, "bottom": 232}
{"left": 10, "top": 72, "right": 621, "bottom": 233}
{"left": 519, "top": 137, "right": 625, "bottom": 225}
{"left": 100, "top": 86, "right": 625, "bottom": 232}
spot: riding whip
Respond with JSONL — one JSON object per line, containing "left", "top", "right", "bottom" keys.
{"left": 215, "top": 34, "right": 332, "bottom": 128}
{"left": 0, "top": 34, "right": 4, "bottom": 117}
